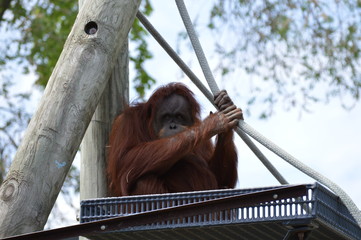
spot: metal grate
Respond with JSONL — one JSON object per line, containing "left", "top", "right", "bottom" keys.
{"left": 80, "top": 183, "right": 361, "bottom": 240}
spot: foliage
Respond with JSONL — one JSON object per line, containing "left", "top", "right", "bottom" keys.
{"left": 206, "top": 0, "right": 361, "bottom": 118}
{"left": 0, "top": 0, "right": 77, "bottom": 86}
{"left": 130, "top": 1, "right": 156, "bottom": 97}
{"left": 0, "top": 0, "right": 155, "bottom": 97}
{"left": 1, "top": 1, "right": 359, "bottom": 117}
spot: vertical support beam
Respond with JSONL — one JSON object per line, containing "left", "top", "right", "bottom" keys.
{"left": 0, "top": 0, "right": 140, "bottom": 237}
{"left": 80, "top": 42, "right": 129, "bottom": 200}
{"left": 79, "top": 0, "right": 129, "bottom": 201}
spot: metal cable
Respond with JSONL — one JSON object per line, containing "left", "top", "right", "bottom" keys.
{"left": 175, "top": 0, "right": 361, "bottom": 226}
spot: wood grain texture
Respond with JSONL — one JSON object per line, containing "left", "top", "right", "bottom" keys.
{"left": 80, "top": 41, "right": 129, "bottom": 200}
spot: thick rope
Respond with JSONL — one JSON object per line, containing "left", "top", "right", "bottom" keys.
{"left": 174, "top": 0, "right": 220, "bottom": 95}
{"left": 136, "top": 11, "right": 288, "bottom": 185}
{"left": 175, "top": 0, "right": 361, "bottom": 226}
{"left": 136, "top": 12, "right": 213, "bottom": 103}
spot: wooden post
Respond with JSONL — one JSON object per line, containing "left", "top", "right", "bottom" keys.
{"left": 79, "top": 0, "right": 129, "bottom": 201}
{"left": 80, "top": 42, "right": 129, "bottom": 200}
{"left": 0, "top": 0, "right": 140, "bottom": 237}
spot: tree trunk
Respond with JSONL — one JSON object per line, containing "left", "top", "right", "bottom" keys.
{"left": 0, "top": 0, "right": 140, "bottom": 237}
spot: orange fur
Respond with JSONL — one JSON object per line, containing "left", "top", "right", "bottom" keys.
{"left": 107, "top": 83, "right": 238, "bottom": 196}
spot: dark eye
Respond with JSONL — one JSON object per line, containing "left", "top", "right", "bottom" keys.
{"left": 176, "top": 114, "right": 184, "bottom": 121}
{"left": 162, "top": 114, "right": 171, "bottom": 121}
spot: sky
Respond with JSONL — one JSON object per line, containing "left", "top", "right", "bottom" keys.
{"left": 6, "top": 0, "right": 361, "bottom": 228}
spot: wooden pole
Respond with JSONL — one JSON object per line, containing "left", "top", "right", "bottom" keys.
{"left": 80, "top": 42, "right": 129, "bottom": 200}
{"left": 79, "top": 0, "right": 129, "bottom": 202}
{"left": 0, "top": 0, "right": 140, "bottom": 237}
{"left": 79, "top": 41, "right": 128, "bottom": 240}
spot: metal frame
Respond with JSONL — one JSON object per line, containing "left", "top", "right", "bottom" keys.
{"left": 4, "top": 183, "right": 360, "bottom": 240}
{"left": 80, "top": 183, "right": 360, "bottom": 240}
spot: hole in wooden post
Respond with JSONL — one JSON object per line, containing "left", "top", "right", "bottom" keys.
{"left": 85, "top": 21, "right": 98, "bottom": 35}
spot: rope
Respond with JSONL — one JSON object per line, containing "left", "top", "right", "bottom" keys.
{"left": 175, "top": 0, "right": 361, "bottom": 226}
{"left": 136, "top": 11, "right": 213, "bottom": 103}
{"left": 136, "top": 11, "right": 288, "bottom": 185}
{"left": 174, "top": 0, "right": 219, "bottom": 95}
{"left": 174, "top": 0, "right": 288, "bottom": 183}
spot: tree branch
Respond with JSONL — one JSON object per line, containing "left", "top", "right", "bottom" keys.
{"left": 0, "top": 127, "right": 18, "bottom": 149}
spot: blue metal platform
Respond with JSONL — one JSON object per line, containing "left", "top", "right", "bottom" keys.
{"left": 80, "top": 183, "right": 361, "bottom": 240}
